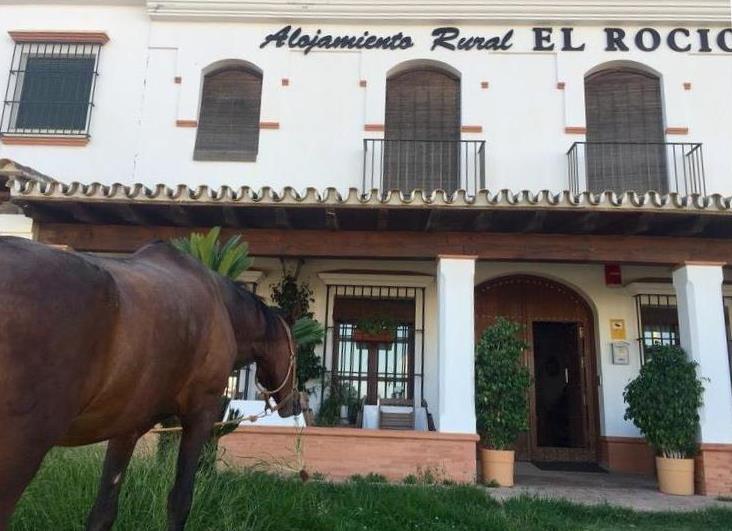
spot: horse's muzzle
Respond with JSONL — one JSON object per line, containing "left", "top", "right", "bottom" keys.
{"left": 278, "top": 392, "right": 301, "bottom": 418}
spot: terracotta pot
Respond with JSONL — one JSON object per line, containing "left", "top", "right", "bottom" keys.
{"left": 480, "top": 448, "right": 515, "bottom": 487}
{"left": 656, "top": 456, "right": 695, "bottom": 495}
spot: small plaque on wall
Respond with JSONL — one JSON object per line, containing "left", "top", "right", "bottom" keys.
{"left": 611, "top": 341, "right": 631, "bottom": 365}
{"left": 610, "top": 319, "right": 626, "bottom": 340}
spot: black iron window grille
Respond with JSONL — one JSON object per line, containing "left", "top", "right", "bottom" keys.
{"left": 1, "top": 41, "right": 101, "bottom": 137}
{"left": 334, "top": 322, "right": 414, "bottom": 404}
{"left": 634, "top": 294, "right": 679, "bottom": 364}
{"left": 635, "top": 294, "right": 732, "bottom": 383}
{"left": 322, "top": 285, "right": 426, "bottom": 408}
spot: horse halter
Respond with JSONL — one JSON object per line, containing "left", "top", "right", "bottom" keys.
{"left": 253, "top": 315, "right": 298, "bottom": 415}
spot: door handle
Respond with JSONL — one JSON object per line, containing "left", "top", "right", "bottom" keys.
{"left": 564, "top": 368, "right": 569, "bottom": 384}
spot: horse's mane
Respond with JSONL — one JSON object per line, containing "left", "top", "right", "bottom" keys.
{"left": 230, "top": 280, "right": 285, "bottom": 342}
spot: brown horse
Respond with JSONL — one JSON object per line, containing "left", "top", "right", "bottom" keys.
{"left": 0, "top": 237, "right": 298, "bottom": 530}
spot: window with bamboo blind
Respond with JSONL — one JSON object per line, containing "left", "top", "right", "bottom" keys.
{"left": 194, "top": 66, "right": 262, "bottom": 162}
{"left": 584, "top": 68, "right": 666, "bottom": 194}
{"left": 384, "top": 68, "right": 461, "bottom": 193}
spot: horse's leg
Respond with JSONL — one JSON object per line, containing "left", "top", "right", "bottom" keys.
{"left": 85, "top": 432, "right": 140, "bottom": 531}
{"left": 0, "top": 439, "right": 53, "bottom": 531}
{"left": 166, "top": 405, "right": 218, "bottom": 531}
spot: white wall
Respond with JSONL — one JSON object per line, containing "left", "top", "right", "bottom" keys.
{"left": 0, "top": 4, "right": 730, "bottom": 195}
{"left": 0, "top": 213, "right": 33, "bottom": 237}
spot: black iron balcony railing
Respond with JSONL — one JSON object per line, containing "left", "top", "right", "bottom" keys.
{"left": 567, "top": 142, "right": 706, "bottom": 196}
{"left": 363, "top": 139, "right": 486, "bottom": 196}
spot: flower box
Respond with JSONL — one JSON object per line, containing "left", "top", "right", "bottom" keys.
{"left": 352, "top": 329, "right": 396, "bottom": 344}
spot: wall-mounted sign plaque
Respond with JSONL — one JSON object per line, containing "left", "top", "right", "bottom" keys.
{"left": 260, "top": 26, "right": 732, "bottom": 55}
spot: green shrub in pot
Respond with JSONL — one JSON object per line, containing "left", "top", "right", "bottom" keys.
{"left": 623, "top": 345, "right": 704, "bottom": 460}
{"left": 474, "top": 317, "right": 531, "bottom": 486}
{"left": 624, "top": 344, "right": 706, "bottom": 495}
{"left": 475, "top": 317, "right": 531, "bottom": 450}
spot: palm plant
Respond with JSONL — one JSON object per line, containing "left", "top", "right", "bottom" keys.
{"left": 171, "top": 226, "right": 252, "bottom": 280}
{"left": 292, "top": 317, "right": 325, "bottom": 349}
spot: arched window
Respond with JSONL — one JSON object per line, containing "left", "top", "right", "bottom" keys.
{"left": 194, "top": 65, "right": 262, "bottom": 161}
{"left": 383, "top": 66, "right": 461, "bottom": 193}
{"left": 584, "top": 67, "right": 666, "bottom": 193}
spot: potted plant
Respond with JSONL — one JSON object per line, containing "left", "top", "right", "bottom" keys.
{"left": 353, "top": 316, "right": 398, "bottom": 345}
{"left": 624, "top": 345, "right": 705, "bottom": 495}
{"left": 316, "top": 380, "right": 360, "bottom": 426}
{"left": 474, "top": 317, "right": 531, "bottom": 487}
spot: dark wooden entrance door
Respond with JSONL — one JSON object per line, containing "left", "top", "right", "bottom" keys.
{"left": 475, "top": 275, "right": 598, "bottom": 462}
{"left": 533, "top": 322, "right": 587, "bottom": 450}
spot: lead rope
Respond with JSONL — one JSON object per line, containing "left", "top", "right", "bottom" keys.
{"left": 150, "top": 316, "right": 298, "bottom": 434}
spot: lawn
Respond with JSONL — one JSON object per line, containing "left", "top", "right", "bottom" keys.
{"left": 10, "top": 446, "right": 732, "bottom": 530}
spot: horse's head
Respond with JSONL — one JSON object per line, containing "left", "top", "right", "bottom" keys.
{"left": 226, "top": 282, "right": 300, "bottom": 418}
{"left": 251, "top": 313, "right": 300, "bottom": 418}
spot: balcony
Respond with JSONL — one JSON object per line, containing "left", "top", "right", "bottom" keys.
{"left": 363, "top": 139, "right": 485, "bottom": 196}
{"left": 567, "top": 142, "right": 706, "bottom": 196}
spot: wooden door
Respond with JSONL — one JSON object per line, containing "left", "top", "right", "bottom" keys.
{"left": 533, "top": 322, "right": 587, "bottom": 450}
{"left": 475, "top": 275, "right": 598, "bottom": 462}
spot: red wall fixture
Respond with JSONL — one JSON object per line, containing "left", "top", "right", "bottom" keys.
{"left": 605, "top": 264, "right": 622, "bottom": 286}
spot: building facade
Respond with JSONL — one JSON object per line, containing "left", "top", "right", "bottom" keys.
{"left": 1, "top": 1, "right": 732, "bottom": 491}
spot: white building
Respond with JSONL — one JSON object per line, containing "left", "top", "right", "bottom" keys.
{"left": 1, "top": 0, "right": 732, "bottom": 489}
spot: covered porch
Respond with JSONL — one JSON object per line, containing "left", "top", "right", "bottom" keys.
{"left": 6, "top": 170, "right": 732, "bottom": 490}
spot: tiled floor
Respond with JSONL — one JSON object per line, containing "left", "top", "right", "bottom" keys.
{"left": 486, "top": 462, "right": 731, "bottom": 512}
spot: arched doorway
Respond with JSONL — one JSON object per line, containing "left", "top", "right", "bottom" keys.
{"left": 475, "top": 275, "right": 599, "bottom": 462}
{"left": 584, "top": 66, "right": 666, "bottom": 194}
{"left": 384, "top": 65, "right": 460, "bottom": 193}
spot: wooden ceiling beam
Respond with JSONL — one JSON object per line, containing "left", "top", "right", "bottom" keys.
{"left": 113, "top": 204, "right": 153, "bottom": 226}
{"left": 67, "top": 203, "right": 105, "bottom": 225}
{"left": 162, "top": 205, "right": 194, "bottom": 227}
{"left": 377, "top": 209, "right": 389, "bottom": 231}
{"left": 274, "top": 208, "right": 291, "bottom": 229}
{"left": 325, "top": 209, "right": 340, "bottom": 231}
{"left": 35, "top": 222, "right": 732, "bottom": 266}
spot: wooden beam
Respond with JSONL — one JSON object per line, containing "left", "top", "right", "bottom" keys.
{"left": 520, "top": 211, "right": 548, "bottom": 233}
{"left": 163, "top": 205, "right": 194, "bottom": 227}
{"left": 222, "top": 206, "right": 240, "bottom": 227}
{"left": 35, "top": 223, "right": 732, "bottom": 266}
{"left": 113, "top": 204, "right": 153, "bottom": 226}
{"left": 274, "top": 208, "right": 291, "bottom": 229}
{"left": 377, "top": 209, "right": 389, "bottom": 231}
{"left": 325, "top": 209, "right": 340, "bottom": 231}
{"left": 67, "top": 203, "right": 104, "bottom": 225}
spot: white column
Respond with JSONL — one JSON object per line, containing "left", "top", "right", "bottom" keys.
{"left": 436, "top": 255, "right": 477, "bottom": 434}
{"left": 672, "top": 264, "right": 732, "bottom": 444}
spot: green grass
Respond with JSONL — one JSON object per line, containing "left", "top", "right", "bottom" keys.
{"left": 10, "top": 447, "right": 732, "bottom": 530}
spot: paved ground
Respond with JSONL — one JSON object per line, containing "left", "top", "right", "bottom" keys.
{"left": 485, "top": 462, "right": 732, "bottom": 512}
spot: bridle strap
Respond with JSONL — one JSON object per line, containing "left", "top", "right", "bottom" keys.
{"left": 253, "top": 315, "right": 298, "bottom": 409}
